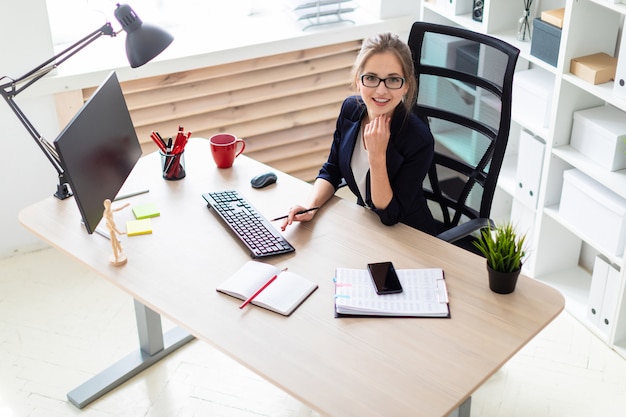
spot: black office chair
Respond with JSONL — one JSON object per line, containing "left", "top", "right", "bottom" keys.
{"left": 407, "top": 22, "right": 520, "bottom": 254}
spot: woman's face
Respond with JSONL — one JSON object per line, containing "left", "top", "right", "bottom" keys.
{"left": 357, "top": 51, "right": 408, "bottom": 120}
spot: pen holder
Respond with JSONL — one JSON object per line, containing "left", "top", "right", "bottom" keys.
{"left": 160, "top": 150, "right": 186, "bottom": 180}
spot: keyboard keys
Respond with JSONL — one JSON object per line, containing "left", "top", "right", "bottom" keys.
{"left": 202, "top": 190, "right": 295, "bottom": 258}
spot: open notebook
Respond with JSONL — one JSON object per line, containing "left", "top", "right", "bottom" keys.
{"left": 217, "top": 261, "right": 318, "bottom": 316}
{"left": 334, "top": 267, "right": 450, "bottom": 318}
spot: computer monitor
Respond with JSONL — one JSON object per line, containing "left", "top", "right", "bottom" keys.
{"left": 54, "top": 71, "right": 142, "bottom": 234}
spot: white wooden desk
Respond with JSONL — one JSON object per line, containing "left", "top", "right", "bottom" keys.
{"left": 19, "top": 138, "right": 564, "bottom": 417}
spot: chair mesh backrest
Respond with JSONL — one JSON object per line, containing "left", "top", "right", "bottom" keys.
{"left": 407, "top": 22, "right": 519, "bottom": 232}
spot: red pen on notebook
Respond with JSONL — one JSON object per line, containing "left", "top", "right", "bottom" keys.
{"left": 239, "top": 267, "right": 288, "bottom": 309}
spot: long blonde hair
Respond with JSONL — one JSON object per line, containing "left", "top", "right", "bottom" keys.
{"left": 351, "top": 32, "right": 417, "bottom": 115}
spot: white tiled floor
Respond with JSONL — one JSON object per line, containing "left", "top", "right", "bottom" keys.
{"left": 2, "top": 247, "right": 626, "bottom": 417}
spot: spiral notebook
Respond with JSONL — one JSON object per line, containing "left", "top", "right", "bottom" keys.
{"left": 334, "top": 267, "right": 450, "bottom": 318}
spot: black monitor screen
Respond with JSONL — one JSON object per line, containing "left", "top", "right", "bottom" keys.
{"left": 54, "top": 71, "right": 142, "bottom": 234}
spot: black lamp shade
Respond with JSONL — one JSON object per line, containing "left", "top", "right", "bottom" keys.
{"left": 114, "top": 3, "right": 174, "bottom": 68}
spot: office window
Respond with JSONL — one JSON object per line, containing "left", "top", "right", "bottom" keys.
{"left": 46, "top": 0, "right": 285, "bottom": 46}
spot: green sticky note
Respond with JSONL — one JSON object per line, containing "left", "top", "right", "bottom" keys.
{"left": 132, "top": 203, "right": 160, "bottom": 219}
{"left": 126, "top": 219, "right": 153, "bottom": 236}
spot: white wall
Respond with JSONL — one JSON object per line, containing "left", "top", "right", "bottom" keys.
{"left": 359, "top": 0, "right": 421, "bottom": 19}
{"left": 1, "top": 1, "right": 60, "bottom": 258}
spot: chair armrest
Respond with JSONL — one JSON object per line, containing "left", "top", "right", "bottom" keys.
{"left": 436, "top": 218, "right": 495, "bottom": 244}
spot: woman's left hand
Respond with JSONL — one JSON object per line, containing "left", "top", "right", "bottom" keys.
{"left": 363, "top": 114, "right": 393, "bottom": 209}
{"left": 363, "top": 114, "right": 391, "bottom": 158}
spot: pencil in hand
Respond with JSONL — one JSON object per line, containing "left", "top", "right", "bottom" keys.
{"left": 270, "top": 207, "right": 320, "bottom": 222}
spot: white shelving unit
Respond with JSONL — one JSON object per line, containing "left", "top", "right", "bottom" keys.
{"left": 421, "top": 0, "right": 626, "bottom": 359}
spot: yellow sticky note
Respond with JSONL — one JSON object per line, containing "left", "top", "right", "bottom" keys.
{"left": 126, "top": 219, "right": 152, "bottom": 236}
{"left": 132, "top": 203, "right": 160, "bottom": 219}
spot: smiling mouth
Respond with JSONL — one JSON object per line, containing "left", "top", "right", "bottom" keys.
{"left": 373, "top": 98, "right": 390, "bottom": 103}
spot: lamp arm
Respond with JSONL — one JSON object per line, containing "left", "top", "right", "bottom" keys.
{"left": 1, "top": 90, "right": 72, "bottom": 199}
{"left": 0, "top": 22, "right": 115, "bottom": 200}
{"left": 1, "top": 91, "right": 63, "bottom": 171}
{"left": 1, "top": 23, "right": 115, "bottom": 96}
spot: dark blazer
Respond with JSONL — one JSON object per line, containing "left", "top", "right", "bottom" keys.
{"left": 317, "top": 95, "right": 436, "bottom": 235}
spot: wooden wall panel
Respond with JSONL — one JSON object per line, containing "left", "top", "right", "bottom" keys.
{"left": 76, "top": 40, "right": 361, "bottom": 182}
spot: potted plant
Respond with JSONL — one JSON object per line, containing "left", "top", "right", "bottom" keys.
{"left": 473, "top": 222, "right": 527, "bottom": 294}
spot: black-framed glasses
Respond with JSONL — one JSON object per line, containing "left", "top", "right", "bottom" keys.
{"left": 360, "top": 74, "right": 405, "bottom": 89}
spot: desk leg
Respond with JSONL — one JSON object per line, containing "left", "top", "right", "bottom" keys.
{"left": 67, "top": 299, "right": 194, "bottom": 409}
{"left": 447, "top": 396, "right": 471, "bottom": 417}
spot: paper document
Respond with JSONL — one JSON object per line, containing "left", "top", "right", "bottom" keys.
{"left": 334, "top": 268, "right": 450, "bottom": 318}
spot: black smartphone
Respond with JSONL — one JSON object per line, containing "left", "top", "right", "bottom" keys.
{"left": 367, "top": 261, "right": 403, "bottom": 295}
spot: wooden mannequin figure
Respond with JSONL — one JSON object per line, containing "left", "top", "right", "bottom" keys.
{"left": 103, "top": 198, "right": 130, "bottom": 266}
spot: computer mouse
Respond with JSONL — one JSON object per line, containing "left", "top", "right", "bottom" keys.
{"left": 250, "top": 171, "right": 277, "bottom": 189}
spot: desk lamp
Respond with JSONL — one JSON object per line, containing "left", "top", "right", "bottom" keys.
{"left": 0, "top": 3, "right": 173, "bottom": 199}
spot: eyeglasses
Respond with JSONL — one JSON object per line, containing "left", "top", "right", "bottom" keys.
{"left": 360, "top": 74, "right": 405, "bottom": 89}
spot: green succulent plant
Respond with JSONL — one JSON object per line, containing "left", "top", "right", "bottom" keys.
{"left": 473, "top": 223, "right": 527, "bottom": 273}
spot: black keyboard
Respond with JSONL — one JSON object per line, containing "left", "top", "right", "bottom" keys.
{"left": 202, "top": 190, "right": 295, "bottom": 258}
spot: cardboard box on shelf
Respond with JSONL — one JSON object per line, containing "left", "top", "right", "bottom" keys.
{"left": 541, "top": 8, "right": 565, "bottom": 28}
{"left": 570, "top": 52, "right": 617, "bottom": 85}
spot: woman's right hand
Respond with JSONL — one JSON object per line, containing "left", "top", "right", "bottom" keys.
{"left": 280, "top": 178, "right": 334, "bottom": 231}
{"left": 280, "top": 205, "right": 318, "bottom": 231}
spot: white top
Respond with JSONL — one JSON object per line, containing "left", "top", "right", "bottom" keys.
{"left": 351, "top": 126, "right": 370, "bottom": 205}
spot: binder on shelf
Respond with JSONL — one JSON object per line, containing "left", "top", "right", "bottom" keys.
{"left": 613, "top": 23, "right": 626, "bottom": 101}
{"left": 588, "top": 256, "right": 610, "bottom": 329}
{"left": 515, "top": 130, "right": 545, "bottom": 209}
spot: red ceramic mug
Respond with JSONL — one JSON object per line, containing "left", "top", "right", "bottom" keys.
{"left": 209, "top": 133, "right": 245, "bottom": 168}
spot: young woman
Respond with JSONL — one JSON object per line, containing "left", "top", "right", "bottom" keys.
{"left": 281, "top": 32, "right": 436, "bottom": 235}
